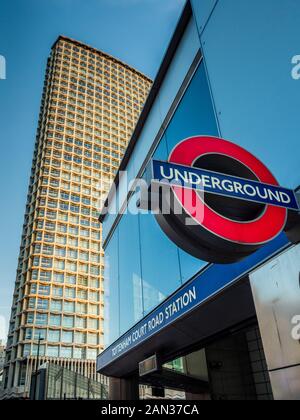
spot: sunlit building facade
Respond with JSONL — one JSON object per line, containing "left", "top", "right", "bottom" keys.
{"left": 2, "top": 36, "right": 151, "bottom": 399}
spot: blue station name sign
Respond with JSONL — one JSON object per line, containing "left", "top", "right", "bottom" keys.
{"left": 96, "top": 232, "right": 289, "bottom": 372}
{"left": 152, "top": 160, "right": 299, "bottom": 211}
{"left": 97, "top": 280, "right": 200, "bottom": 371}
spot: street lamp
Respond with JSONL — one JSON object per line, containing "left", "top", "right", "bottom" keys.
{"left": 33, "top": 334, "right": 44, "bottom": 400}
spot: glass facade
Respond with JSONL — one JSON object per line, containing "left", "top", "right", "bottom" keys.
{"left": 32, "top": 363, "right": 108, "bottom": 400}
{"left": 98, "top": 2, "right": 300, "bottom": 400}
{"left": 160, "top": 325, "right": 273, "bottom": 400}
{"left": 105, "top": 61, "right": 219, "bottom": 346}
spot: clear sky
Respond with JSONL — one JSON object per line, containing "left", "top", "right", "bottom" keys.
{"left": 0, "top": 0, "right": 186, "bottom": 342}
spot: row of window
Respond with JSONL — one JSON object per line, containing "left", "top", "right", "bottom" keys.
{"left": 47, "top": 138, "right": 123, "bottom": 160}
{"left": 28, "top": 283, "right": 102, "bottom": 302}
{"left": 48, "top": 103, "right": 136, "bottom": 131}
{"left": 52, "top": 79, "right": 147, "bottom": 110}
{"left": 32, "top": 258, "right": 101, "bottom": 275}
{"left": 36, "top": 209, "right": 100, "bottom": 223}
{"left": 36, "top": 219, "right": 100, "bottom": 236}
{"left": 44, "top": 126, "right": 130, "bottom": 150}
{"left": 26, "top": 311, "right": 100, "bottom": 326}
{"left": 54, "top": 79, "right": 147, "bottom": 105}
{"left": 53, "top": 64, "right": 145, "bottom": 89}
{"left": 47, "top": 112, "right": 133, "bottom": 140}
{"left": 56, "top": 73, "right": 142, "bottom": 94}
{"left": 44, "top": 142, "right": 120, "bottom": 171}
{"left": 47, "top": 121, "right": 129, "bottom": 145}
{"left": 38, "top": 197, "right": 99, "bottom": 213}
{"left": 48, "top": 97, "right": 141, "bottom": 121}
{"left": 49, "top": 94, "right": 142, "bottom": 119}
{"left": 35, "top": 231, "right": 100, "bottom": 247}
{"left": 55, "top": 66, "right": 148, "bottom": 94}
{"left": 47, "top": 150, "right": 120, "bottom": 167}
{"left": 47, "top": 136, "right": 124, "bottom": 157}
{"left": 28, "top": 296, "right": 100, "bottom": 311}
{"left": 55, "top": 49, "right": 150, "bottom": 79}
{"left": 48, "top": 126, "right": 129, "bottom": 148}
{"left": 24, "top": 327, "right": 102, "bottom": 344}
{"left": 40, "top": 159, "right": 106, "bottom": 181}
{"left": 47, "top": 150, "right": 120, "bottom": 168}
{"left": 36, "top": 212, "right": 100, "bottom": 228}
{"left": 49, "top": 72, "right": 146, "bottom": 107}
{"left": 32, "top": 244, "right": 101, "bottom": 263}
{"left": 23, "top": 343, "right": 98, "bottom": 360}
{"left": 37, "top": 198, "right": 98, "bottom": 217}
{"left": 53, "top": 76, "right": 144, "bottom": 104}
{"left": 43, "top": 165, "right": 108, "bottom": 187}
{"left": 40, "top": 177, "right": 101, "bottom": 194}
{"left": 40, "top": 189, "right": 95, "bottom": 206}
{"left": 40, "top": 179, "right": 103, "bottom": 201}
{"left": 38, "top": 212, "right": 98, "bottom": 235}
{"left": 36, "top": 214, "right": 90, "bottom": 228}
{"left": 50, "top": 77, "right": 144, "bottom": 106}
{"left": 55, "top": 46, "right": 149, "bottom": 87}
{"left": 52, "top": 71, "right": 146, "bottom": 95}
{"left": 52, "top": 83, "right": 144, "bottom": 109}
{"left": 56, "top": 51, "right": 148, "bottom": 82}
{"left": 30, "top": 270, "right": 101, "bottom": 288}
{"left": 43, "top": 154, "right": 117, "bottom": 177}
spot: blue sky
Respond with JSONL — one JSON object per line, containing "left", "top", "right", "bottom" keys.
{"left": 0, "top": 0, "right": 185, "bottom": 342}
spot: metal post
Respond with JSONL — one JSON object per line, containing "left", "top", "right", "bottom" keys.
{"left": 33, "top": 335, "right": 43, "bottom": 400}
{"left": 87, "top": 378, "right": 90, "bottom": 400}
{"left": 60, "top": 368, "right": 64, "bottom": 400}
{"left": 74, "top": 370, "right": 78, "bottom": 400}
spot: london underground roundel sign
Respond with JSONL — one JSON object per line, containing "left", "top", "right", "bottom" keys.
{"left": 152, "top": 136, "right": 298, "bottom": 263}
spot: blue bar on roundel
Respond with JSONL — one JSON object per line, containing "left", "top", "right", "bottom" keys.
{"left": 151, "top": 160, "right": 299, "bottom": 211}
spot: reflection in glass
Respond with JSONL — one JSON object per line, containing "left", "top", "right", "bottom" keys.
{"left": 104, "top": 62, "right": 219, "bottom": 340}
{"left": 165, "top": 62, "right": 219, "bottom": 154}
{"left": 119, "top": 196, "right": 143, "bottom": 334}
{"left": 139, "top": 211, "right": 181, "bottom": 314}
{"left": 104, "top": 232, "right": 120, "bottom": 347}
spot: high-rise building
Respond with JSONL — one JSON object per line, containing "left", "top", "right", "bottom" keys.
{"left": 2, "top": 36, "right": 152, "bottom": 399}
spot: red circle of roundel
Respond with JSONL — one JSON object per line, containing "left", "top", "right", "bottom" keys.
{"left": 169, "top": 136, "right": 287, "bottom": 245}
